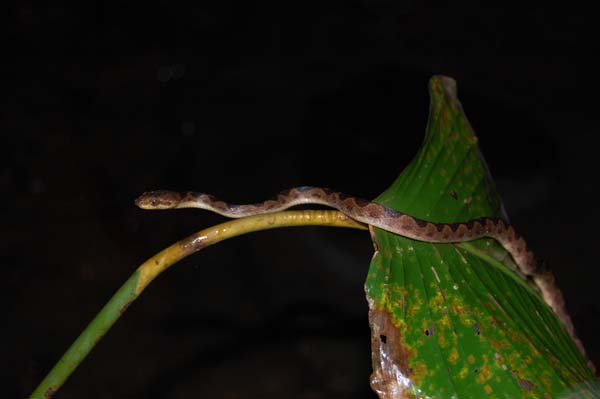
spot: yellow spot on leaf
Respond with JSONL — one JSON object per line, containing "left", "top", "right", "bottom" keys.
{"left": 449, "top": 348, "right": 459, "bottom": 364}
{"left": 468, "top": 355, "right": 476, "bottom": 364}
{"left": 439, "top": 314, "right": 450, "bottom": 329}
{"left": 411, "top": 361, "right": 428, "bottom": 384}
{"left": 477, "top": 366, "right": 491, "bottom": 384}
{"left": 422, "top": 319, "right": 429, "bottom": 330}
{"left": 437, "top": 331, "right": 446, "bottom": 347}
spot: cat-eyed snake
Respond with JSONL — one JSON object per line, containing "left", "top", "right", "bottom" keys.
{"left": 135, "top": 186, "right": 587, "bottom": 358}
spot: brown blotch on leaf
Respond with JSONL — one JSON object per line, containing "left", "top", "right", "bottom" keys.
{"left": 368, "top": 307, "right": 416, "bottom": 399}
{"left": 518, "top": 378, "right": 536, "bottom": 392}
{"left": 44, "top": 387, "right": 57, "bottom": 399}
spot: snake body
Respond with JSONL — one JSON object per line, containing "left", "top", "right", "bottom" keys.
{"left": 135, "top": 186, "right": 584, "bottom": 357}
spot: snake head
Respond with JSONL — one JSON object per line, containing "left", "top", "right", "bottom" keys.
{"left": 135, "top": 190, "right": 182, "bottom": 209}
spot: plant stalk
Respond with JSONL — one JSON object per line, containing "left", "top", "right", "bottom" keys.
{"left": 29, "top": 210, "right": 367, "bottom": 398}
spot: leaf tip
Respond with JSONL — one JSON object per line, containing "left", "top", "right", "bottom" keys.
{"left": 429, "top": 75, "right": 458, "bottom": 101}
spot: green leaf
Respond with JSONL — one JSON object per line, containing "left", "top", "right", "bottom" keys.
{"left": 365, "top": 76, "right": 598, "bottom": 398}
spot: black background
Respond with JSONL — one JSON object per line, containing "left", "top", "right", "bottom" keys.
{"left": 4, "top": 2, "right": 599, "bottom": 398}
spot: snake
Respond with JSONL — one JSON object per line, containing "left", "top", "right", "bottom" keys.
{"left": 135, "top": 186, "right": 586, "bottom": 358}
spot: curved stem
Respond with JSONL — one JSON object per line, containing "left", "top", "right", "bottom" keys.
{"left": 29, "top": 210, "right": 367, "bottom": 399}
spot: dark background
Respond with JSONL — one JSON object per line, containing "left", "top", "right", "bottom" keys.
{"left": 4, "top": 2, "right": 599, "bottom": 398}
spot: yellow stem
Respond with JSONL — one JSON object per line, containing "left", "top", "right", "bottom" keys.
{"left": 29, "top": 210, "right": 366, "bottom": 399}
{"left": 135, "top": 209, "right": 367, "bottom": 294}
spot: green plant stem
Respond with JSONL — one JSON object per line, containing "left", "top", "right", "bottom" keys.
{"left": 29, "top": 210, "right": 367, "bottom": 399}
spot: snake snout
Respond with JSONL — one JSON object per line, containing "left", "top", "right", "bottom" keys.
{"left": 135, "top": 190, "right": 182, "bottom": 209}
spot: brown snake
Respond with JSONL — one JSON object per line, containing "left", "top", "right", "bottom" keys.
{"left": 135, "top": 186, "right": 586, "bottom": 357}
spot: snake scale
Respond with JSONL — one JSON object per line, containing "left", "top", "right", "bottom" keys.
{"left": 135, "top": 186, "right": 586, "bottom": 357}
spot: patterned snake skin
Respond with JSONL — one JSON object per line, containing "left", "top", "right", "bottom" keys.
{"left": 135, "top": 186, "right": 586, "bottom": 358}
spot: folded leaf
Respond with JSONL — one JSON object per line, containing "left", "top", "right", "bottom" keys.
{"left": 366, "top": 76, "right": 598, "bottom": 398}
